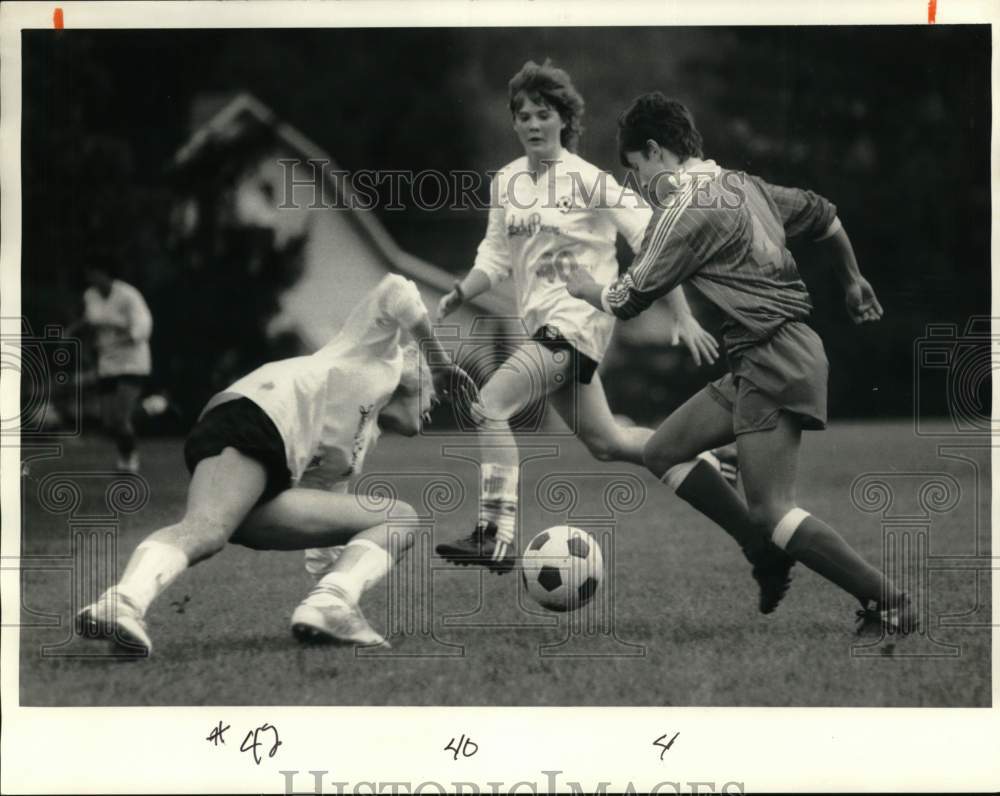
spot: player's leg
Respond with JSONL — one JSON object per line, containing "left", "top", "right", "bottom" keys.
{"left": 550, "top": 372, "right": 739, "bottom": 483}
{"left": 97, "top": 377, "right": 116, "bottom": 462}
{"left": 642, "top": 385, "right": 795, "bottom": 613}
{"left": 547, "top": 371, "right": 651, "bottom": 465}
{"left": 436, "top": 340, "right": 571, "bottom": 572}
{"left": 111, "top": 377, "right": 142, "bottom": 472}
{"left": 78, "top": 447, "right": 268, "bottom": 654}
{"left": 738, "top": 411, "right": 909, "bottom": 629}
{"left": 235, "top": 487, "right": 421, "bottom": 647}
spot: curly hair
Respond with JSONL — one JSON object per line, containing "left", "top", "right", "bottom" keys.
{"left": 617, "top": 92, "right": 704, "bottom": 167}
{"left": 508, "top": 59, "right": 585, "bottom": 151}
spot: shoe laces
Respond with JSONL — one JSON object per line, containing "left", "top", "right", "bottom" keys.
{"left": 465, "top": 522, "right": 495, "bottom": 543}
{"left": 855, "top": 604, "right": 890, "bottom": 633}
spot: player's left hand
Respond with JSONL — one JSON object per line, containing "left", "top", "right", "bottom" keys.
{"left": 671, "top": 314, "right": 719, "bottom": 367}
{"left": 564, "top": 263, "right": 597, "bottom": 299}
{"left": 844, "top": 277, "right": 884, "bottom": 325}
{"left": 432, "top": 363, "right": 480, "bottom": 407}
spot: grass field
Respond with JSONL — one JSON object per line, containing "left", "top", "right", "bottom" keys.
{"left": 18, "top": 420, "right": 991, "bottom": 706}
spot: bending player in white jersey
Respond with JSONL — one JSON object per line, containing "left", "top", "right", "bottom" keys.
{"left": 434, "top": 61, "right": 791, "bottom": 612}
{"left": 68, "top": 264, "right": 153, "bottom": 473}
{"left": 78, "top": 274, "right": 477, "bottom": 655}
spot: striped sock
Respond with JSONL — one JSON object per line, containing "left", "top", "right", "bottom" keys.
{"left": 480, "top": 463, "right": 518, "bottom": 547}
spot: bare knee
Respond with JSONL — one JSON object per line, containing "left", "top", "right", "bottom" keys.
{"left": 642, "top": 440, "right": 687, "bottom": 478}
{"left": 746, "top": 501, "right": 793, "bottom": 534}
{"left": 171, "top": 515, "right": 233, "bottom": 562}
{"left": 385, "top": 500, "right": 420, "bottom": 554}
{"left": 581, "top": 432, "right": 621, "bottom": 463}
{"left": 473, "top": 396, "right": 516, "bottom": 430}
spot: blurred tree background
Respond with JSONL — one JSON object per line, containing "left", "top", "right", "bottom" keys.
{"left": 21, "top": 26, "right": 990, "bottom": 423}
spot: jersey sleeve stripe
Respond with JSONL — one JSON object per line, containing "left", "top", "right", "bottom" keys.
{"left": 630, "top": 180, "right": 698, "bottom": 287}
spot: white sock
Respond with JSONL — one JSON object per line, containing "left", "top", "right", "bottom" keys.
{"left": 772, "top": 508, "right": 810, "bottom": 550}
{"left": 310, "top": 538, "right": 393, "bottom": 606}
{"left": 480, "top": 463, "right": 518, "bottom": 544}
{"left": 115, "top": 540, "right": 189, "bottom": 615}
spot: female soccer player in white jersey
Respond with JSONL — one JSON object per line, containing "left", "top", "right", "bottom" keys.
{"left": 434, "top": 61, "right": 793, "bottom": 613}
{"left": 78, "top": 274, "right": 477, "bottom": 655}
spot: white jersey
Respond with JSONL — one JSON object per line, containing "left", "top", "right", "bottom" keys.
{"left": 472, "top": 151, "right": 651, "bottom": 362}
{"left": 83, "top": 279, "right": 153, "bottom": 377}
{"left": 202, "top": 274, "right": 425, "bottom": 486}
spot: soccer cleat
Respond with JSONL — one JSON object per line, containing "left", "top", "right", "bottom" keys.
{"left": 304, "top": 545, "right": 345, "bottom": 581}
{"left": 855, "top": 594, "right": 917, "bottom": 637}
{"left": 435, "top": 521, "right": 517, "bottom": 574}
{"left": 77, "top": 590, "right": 152, "bottom": 656}
{"left": 291, "top": 591, "right": 390, "bottom": 648}
{"left": 712, "top": 445, "right": 739, "bottom": 490}
{"left": 745, "top": 543, "right": 795, "bottom": 614}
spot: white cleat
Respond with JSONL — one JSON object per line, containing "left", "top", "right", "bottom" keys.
{"left": 77, "top": 591, "right": 152, "bottom": 656}
{"left": 291, "top": 593, "right": 389, "bottom": 649}
{"left": 304, "top": 546, "right": 345, "bottom": 581}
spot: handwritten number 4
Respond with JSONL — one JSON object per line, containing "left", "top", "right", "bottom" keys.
{"left": 444, "top": 734, "right": 478, "bottom": 760}
{"left": 653, "top": 732, "right": 679, "bottom": 760}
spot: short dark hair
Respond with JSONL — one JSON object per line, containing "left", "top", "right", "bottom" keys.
{"left": 508, "top": 59, "right": 585, "bottom": 151}
{"left": 617, "top": 92, "right": 703, "bottom": 167}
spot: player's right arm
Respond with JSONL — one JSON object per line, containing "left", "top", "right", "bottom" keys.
{"left": 437, "top": 177, "right": 511, "bottom": 320}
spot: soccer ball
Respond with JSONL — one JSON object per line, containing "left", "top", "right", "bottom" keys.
{"left": 521, "top": 526, "right": 603, "bottom": 612}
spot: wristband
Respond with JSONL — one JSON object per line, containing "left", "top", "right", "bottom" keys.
{"left": 452, "top": 280, "right": 466, "bottom": 302}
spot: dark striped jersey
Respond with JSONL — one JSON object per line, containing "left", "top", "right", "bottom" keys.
{"left": 602, "top": 160, "right": 838, "bottom": 355}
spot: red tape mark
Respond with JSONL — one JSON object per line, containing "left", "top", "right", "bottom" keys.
{"left": 928, "top": 0, "right": 937, "bottom": 23}
{"left": 53, "top": 7, "right": 64, "bottom": 28}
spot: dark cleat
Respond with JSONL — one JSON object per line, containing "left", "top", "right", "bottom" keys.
{"left": 436, "top": 521, "right": 517, "bottom": 574}
{"left": 746, "top": 544, "right": 795, "bottom": 614}
{"left": 856, "top": 594, "right": 917, "bottom": 637}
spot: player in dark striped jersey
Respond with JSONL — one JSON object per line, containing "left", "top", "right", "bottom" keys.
{"left": 567, "top": 92, "right": 911, "bottom": 634}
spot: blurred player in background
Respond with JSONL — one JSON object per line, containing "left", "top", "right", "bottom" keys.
{"left": 567, "top": 92, "right": 910, "bottom": 633}
{"left": 436, "top": 60, "right": 790, "bottom": 613}
{"left": 69, "top": 264, "right": 152, "bottom": 473}
{"left": 78, "top": 274, "right": 477, "bottom": 655}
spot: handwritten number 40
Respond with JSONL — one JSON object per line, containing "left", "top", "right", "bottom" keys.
{"left": 444, "top": 734, "right": 478, "bottom": 760}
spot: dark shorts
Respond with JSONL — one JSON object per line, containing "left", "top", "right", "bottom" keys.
{"left": 532, "top": 325, "right": 599, "bottom": 385}
{"left": 706, "top": 321, "right": 828, "bottom": 435}
{"left": 183, "top": 398, "right": 292, "bottom": 505}
{"left": 98, "top": 374, "right": 146, "bottom": 395}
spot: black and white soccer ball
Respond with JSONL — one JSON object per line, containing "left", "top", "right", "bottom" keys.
{"left": 521, "top": 526, "right": 603, "bottom": 612}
